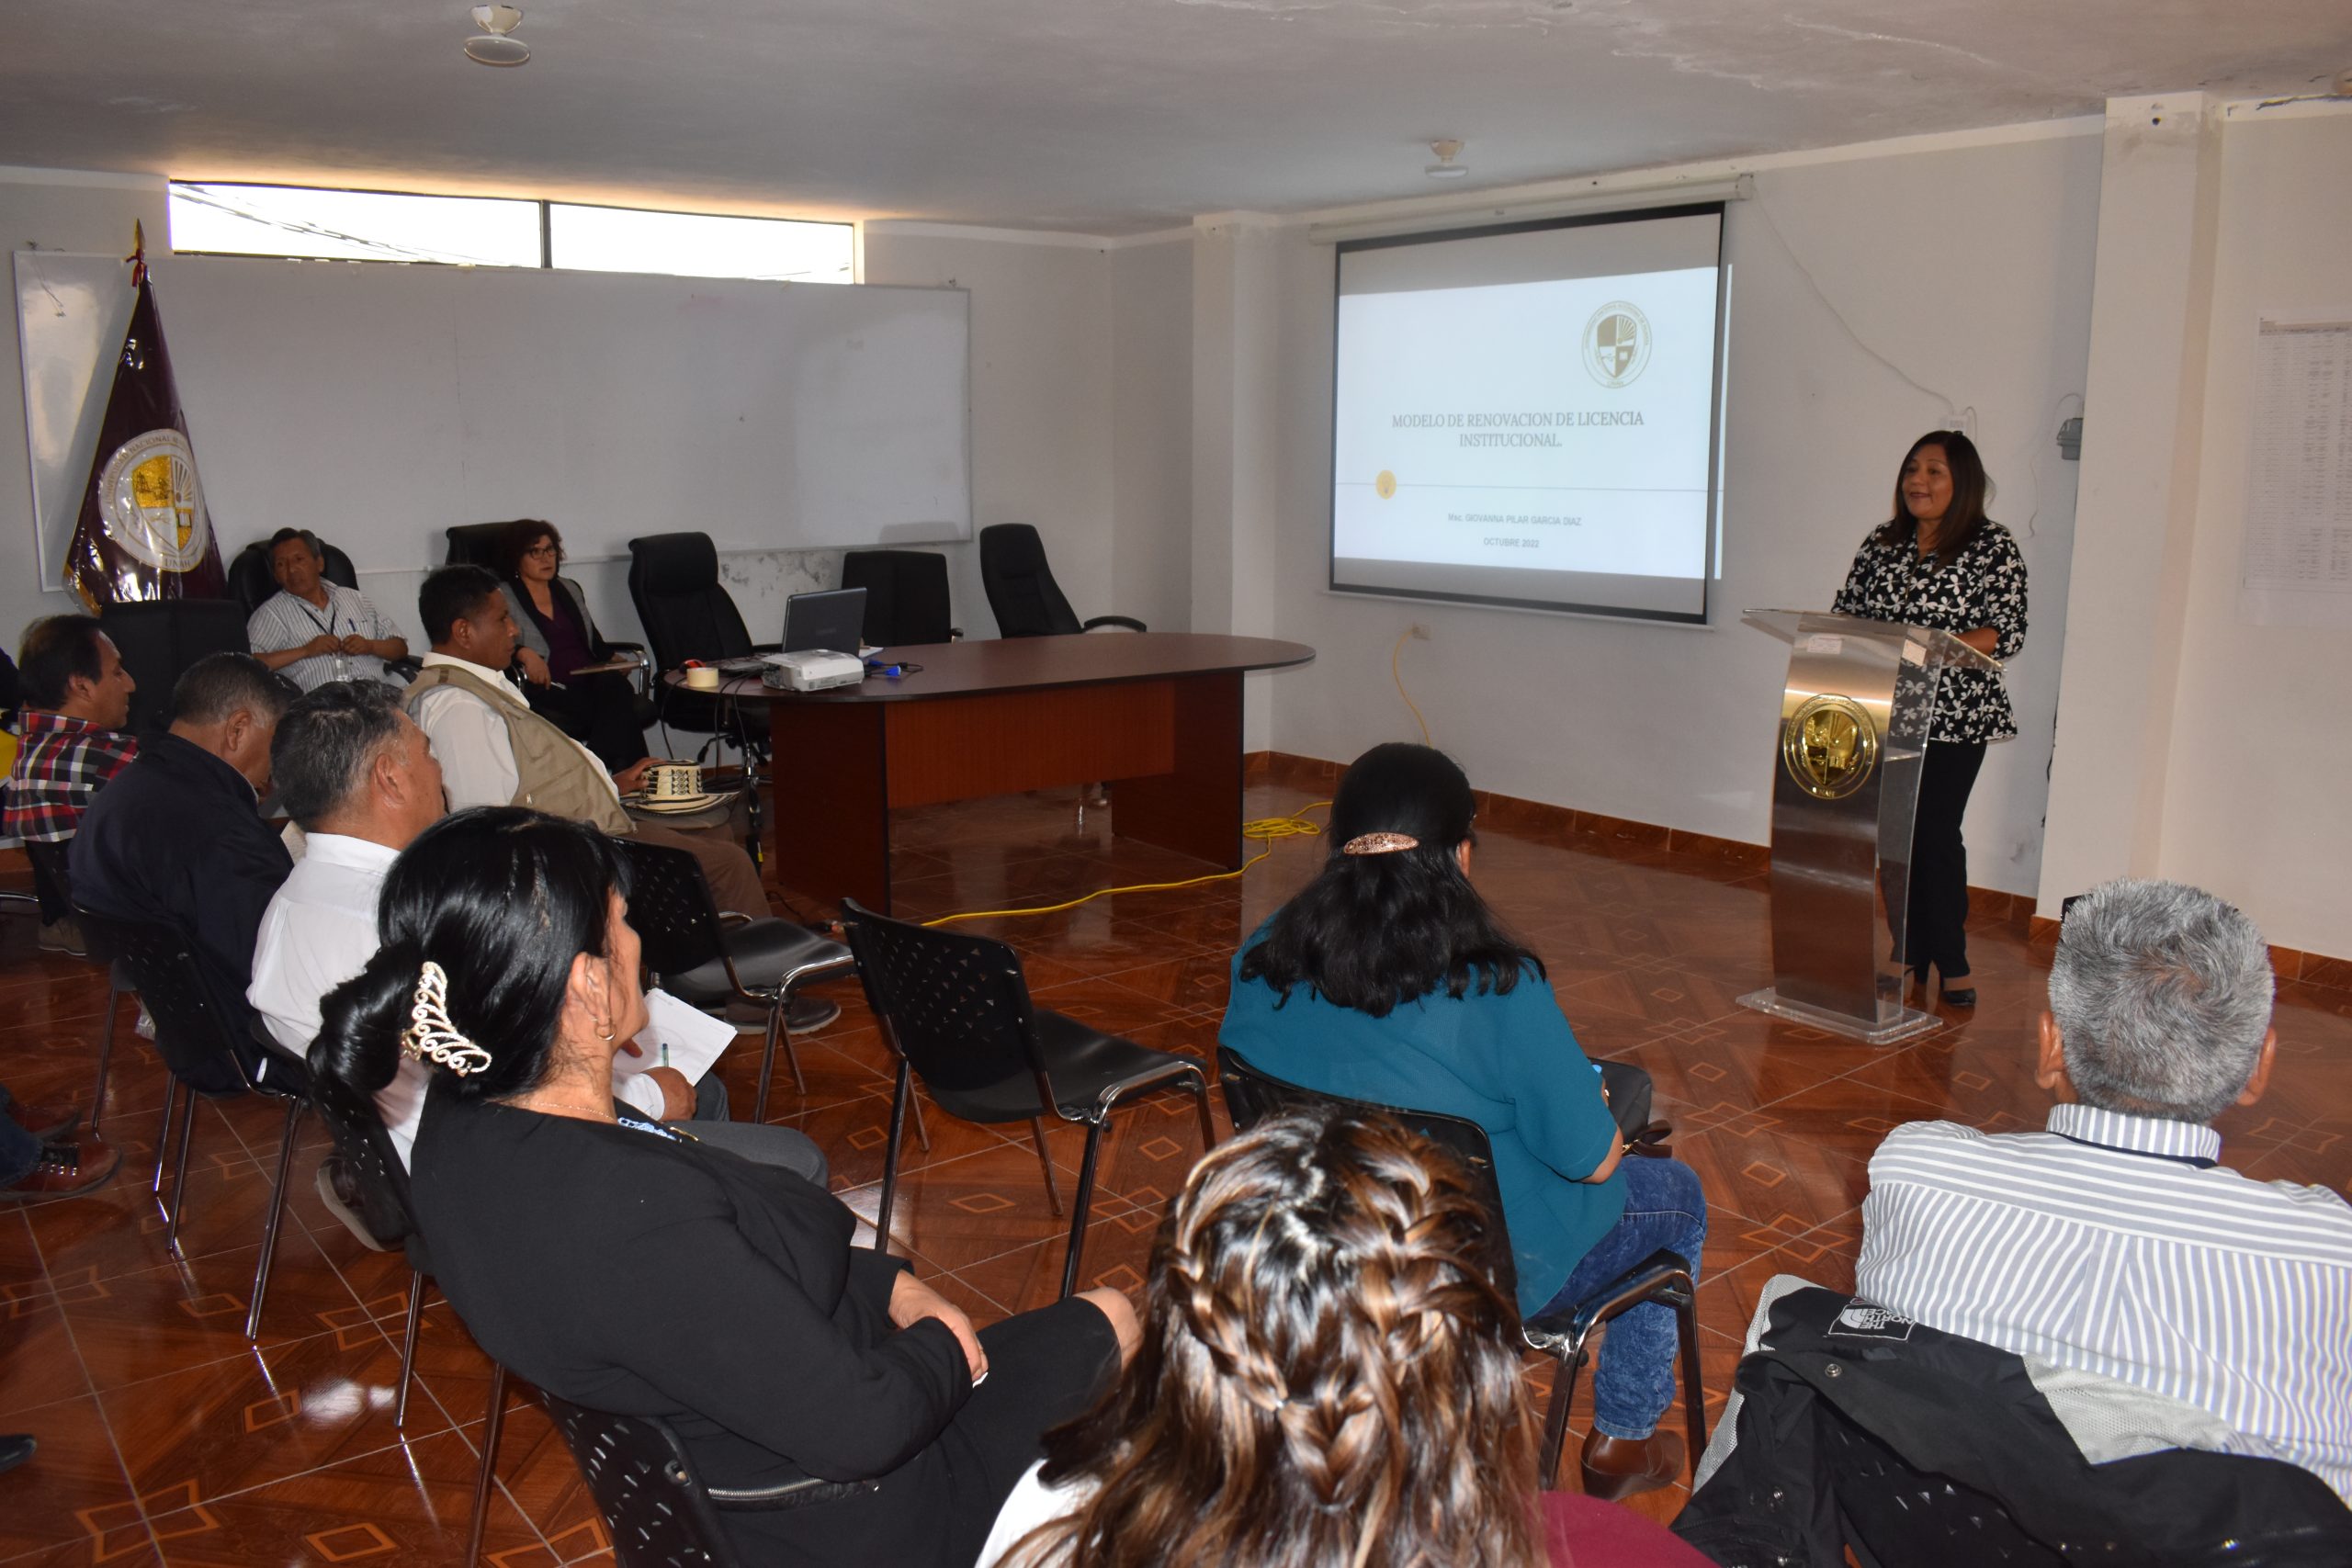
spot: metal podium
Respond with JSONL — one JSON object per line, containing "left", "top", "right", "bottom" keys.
{"left": 1736, "top": 609, "right": 2002, "bottom": 1044}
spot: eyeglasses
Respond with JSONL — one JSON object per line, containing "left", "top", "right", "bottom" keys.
{"left": 524, "top": 544, "right": 559, "bottom": 558}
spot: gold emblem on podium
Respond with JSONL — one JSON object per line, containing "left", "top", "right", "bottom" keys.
{"left": 1781, "top": 694, "right": 1878, "bottom": 801}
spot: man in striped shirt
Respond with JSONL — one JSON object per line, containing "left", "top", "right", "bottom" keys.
{"left": 1856, "top": 878, "right": 2352, "bottom": 1500}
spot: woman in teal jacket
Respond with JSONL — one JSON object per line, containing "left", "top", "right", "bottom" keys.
{"left": 1219, "top": 742, "right": 1706, "bottom": 1503}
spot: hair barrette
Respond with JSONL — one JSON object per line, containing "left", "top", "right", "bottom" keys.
{"left": 400, "top": 961, "right": 493, "bottom": 1077}
{"left": 1341, "top": 831, "right": 1420, "bottom": 856}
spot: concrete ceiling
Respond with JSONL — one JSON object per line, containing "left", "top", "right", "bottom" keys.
{"left": 5, "top": 1, "right": 2348, "bottom": 234}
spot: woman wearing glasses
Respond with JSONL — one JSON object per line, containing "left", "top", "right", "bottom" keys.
{"left": 494, "top": 518, "right": 645, "bottom": 770}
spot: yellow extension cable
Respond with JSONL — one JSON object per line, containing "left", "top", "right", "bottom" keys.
{"left": 922, "top": 801, "right": 1331, "bottom": 928}
{"left": 1391, "top": 627, "right": 1430, "bottom": 747}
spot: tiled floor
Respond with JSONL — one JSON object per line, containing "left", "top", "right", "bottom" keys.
{"left": 2, "top": 766, "right": 2346, "bottom": 1564}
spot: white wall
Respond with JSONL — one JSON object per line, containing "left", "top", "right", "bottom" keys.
{"left": 1250, "top": 130, "right": 2103, "bottom": 896}
{"left": 1110, "top": 235, "right": 1193, "bottom": 634}
{"left": 2063, "top": 105, "right": 2352, "bottom": 957}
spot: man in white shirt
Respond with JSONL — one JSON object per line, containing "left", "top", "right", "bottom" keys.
{"left": 1856, "top": 878, "right": 2352, "bottom": 1499}
{"left": 248, "top": 681, "right": 825, "bottom": 1187}
{"left": 246, "top": 529, "right": 408, "bottom": 693}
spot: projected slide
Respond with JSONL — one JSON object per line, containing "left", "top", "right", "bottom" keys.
{"left": 1329, "top": 207, "right": 1726, "bottom": 622}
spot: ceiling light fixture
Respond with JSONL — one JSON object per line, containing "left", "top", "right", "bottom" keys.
{"left": 465, "top": 5, "right": 530, "bottom": 67}
{"left": 1425, "top": 140, "right": 1468, "bottom": 180}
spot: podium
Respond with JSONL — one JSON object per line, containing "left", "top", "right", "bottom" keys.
{"left": 1736, "top": 610, "right": 2002, "bottom": 1044}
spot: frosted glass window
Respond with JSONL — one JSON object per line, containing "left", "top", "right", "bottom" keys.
{"left": 168, "top": 183, "right": 543, "bottom": 267}
{"left": 549, "top": 204, "right": 853, "bottom": 283}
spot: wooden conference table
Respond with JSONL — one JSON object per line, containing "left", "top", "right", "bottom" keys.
{"left": 685, "top": 633, "right": 1315, "bottom": 915}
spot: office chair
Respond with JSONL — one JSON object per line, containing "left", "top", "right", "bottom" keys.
{"left": 1216, "top": 1047, "right": 1704, "bottom": 1490}
{"left": 625, "top": 532, "right": 773, "bottom": 763}
{"left": 441, "top": 523, "right": 511, "bottom": 569}
{"left": 97, "top": 599, "right": 253, "bottom": 739}
{"left": 615, "top": 839, "right": 855, "bottom": 1122}
{"left": 977, "top": 525, "right": 1145, "bottom": 637}
{"left": 840, "top": 550, "right": 958, "bottom": 645}
{"left": 841, "top": 898, "right": 1216, "bottom": 1299}
{"left": 226, "top": 536, "right": 363, "bottom": 617}
{"left": 73, "top": 908, "right": 311, "bottom": 1341}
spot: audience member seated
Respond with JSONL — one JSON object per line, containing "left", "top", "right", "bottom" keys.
{"left": 1857, "top": 876, "right": 2352, "bottom": 1499}
{"left": 494, "top": 519, "right": 645, "bottom": 771}
{"left": 311, "top": 807, "right": 1138, "bottom": 1567}
{"left": 0, "top": 1078, "right": 116, "bottom": 1202}
{"left": 2, "top": 615, "right": 139, "bottom": 954}
{"left": 1218, "top": 742, "right": 1707, "bottom": 1503}
{"left": 246, "top": 528, "right": 409, "bottom": 693}
{"left": 247, "top": 682, "right": 824, "bottom": 1183}
{"left": 70, "top": 653, "right": 296, "bottom": 1092}
{"left": 978, "top": 1111, "right": 1713, "bottom": 1568}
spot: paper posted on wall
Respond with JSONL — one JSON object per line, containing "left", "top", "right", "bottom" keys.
{"left": 2240, "top": 312, "right": 2352, "bottom": 628}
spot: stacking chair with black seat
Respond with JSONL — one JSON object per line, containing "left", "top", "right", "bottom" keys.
{"left": 28, "top": 842, "right": 130, "bottom": 1132}
{"left": 308, "top": 1055, "right": 517, "bottom": 1564}
{"left": 97, "top": 598, "right": 252, "bottom": 739}
{"left": 1217, "top": 1046, "right": 1705, "bottom": 1490}
{"left": 977, "top": 525, "right": 1145, "bottom": 638}
{"left": 616, "top": 839, "right": 855, "bottom": 1122}
{"left": 74, "top": 908, "right": 311, "bottom": 1341}
{"left": 625, "top": 532, "right": 773, "bottom": 762}
{"left": 839, "top": 550, "right": 959, "bottom": 646}
{"left": 841, "top": 898, "right": 1217, "bottom": 1299}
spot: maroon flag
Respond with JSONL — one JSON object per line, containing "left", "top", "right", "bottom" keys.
{"left": 62, "top": 228, "right": 227, "bottom": 608}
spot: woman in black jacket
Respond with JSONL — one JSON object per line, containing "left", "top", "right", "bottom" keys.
{"left": 311, "top": 807, "right": 1136, "bottom": 1567}
{"left": 494, "top": 519, "right": 646, "bottom": 770}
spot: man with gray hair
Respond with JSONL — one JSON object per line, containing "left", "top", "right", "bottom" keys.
{"left": 247, "top": 681, "right": 825, "bottom": 1189}
{"left": 246, "top": 527, "right": 408, "bottom": 692}
{"left": 1856, "top": 878, "right": 2352, "bottom": 1498}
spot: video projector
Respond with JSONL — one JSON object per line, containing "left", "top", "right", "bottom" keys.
{"left": 760, "top": 649, "right": 865, "bottom": 693}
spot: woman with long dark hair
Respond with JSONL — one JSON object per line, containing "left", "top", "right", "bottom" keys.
{"left": 1831, "top": 430, "right": 2029, "bottom": 1007}
{"left": 1216, "top": 743, "right": 1706, "bottom": 1502}
{"left": 978, "top": 1111, "right": 1712, "bottom": 1568}
{"left": 493, "top": 519, "right": 645, "bottom": 770}
{"left": 311, "top": 807, "right": 1138, "bottom": 1567}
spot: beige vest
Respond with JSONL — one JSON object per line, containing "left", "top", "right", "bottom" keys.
{"left": 405, "top": 662, "right": 634, "bottom": 837}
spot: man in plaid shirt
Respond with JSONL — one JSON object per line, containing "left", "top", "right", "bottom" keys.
{"left": 5, "top": 615, "right": 138, "bottom": 953}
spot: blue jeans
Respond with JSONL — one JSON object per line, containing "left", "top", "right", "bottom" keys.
{"left": 0, "top": 1084, "right": 42, "bottom": 1190}
{"left": 1537, "top": 1156, "right": 1706, "bottom": 1440}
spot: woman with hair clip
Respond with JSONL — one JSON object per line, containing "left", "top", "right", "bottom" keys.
{"left": 978, "top": 1111, "right": 1712, "bottom": 1568}
{"left": 1217, "top": 743, "right": 1707, "bottom": 1503}
{"left": 311, "top": 807, "right": 1139, "bottom": 1568}
{"left": 1831, "top": 430, "right": 2029, "bottom": 1008}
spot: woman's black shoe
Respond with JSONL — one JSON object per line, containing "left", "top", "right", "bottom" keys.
{"left": 1939, "top": 986, "right": 1977, "bottom": 1008}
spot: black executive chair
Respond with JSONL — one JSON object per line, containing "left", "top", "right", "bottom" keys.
{"left": 97, "top": 599, "right": 253, "bottom": 739}
{"left": 625, "top": 532, "right": 772, "bottom": 763}
{"left": 226, "top": 536, "right": 363, "bottom": 618}
{"left": 839, "top": 550, "right": 958, "bottom": 646}
{"left": 977, "top": 525, "right": 1145, "bottom": 638}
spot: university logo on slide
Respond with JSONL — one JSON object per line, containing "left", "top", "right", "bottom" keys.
{"left": 1583, "top": 301, "right": 1652, "bottom": 389}
{"left": 97, "top": 428, "right": 214, "bottom": 573}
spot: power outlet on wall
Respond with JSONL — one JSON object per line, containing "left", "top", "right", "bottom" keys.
{"left": 1408, "top": 622, "right": 1430, "bottom": 641}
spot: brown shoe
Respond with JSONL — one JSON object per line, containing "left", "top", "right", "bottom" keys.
{"left": 4, "top": 1099, "right": 82, "bottom": 1143}
{"left": 1579, "top": 1429, "right": 1683, "bottom": 1502}
{"left": 0, "top": 1134, "right": 122, "bottom": 1201}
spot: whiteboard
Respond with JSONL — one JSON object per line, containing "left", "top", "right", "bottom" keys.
{"left": 17, "top": 254, "right": 970, "bottom": 573}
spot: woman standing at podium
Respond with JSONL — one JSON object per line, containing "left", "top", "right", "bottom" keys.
{"left": 1832, "top": 430, "right": 2028, "bottom": 1008}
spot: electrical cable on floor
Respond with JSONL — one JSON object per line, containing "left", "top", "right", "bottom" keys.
{"left": 922, "top": 801, "right": 1331, "bottom": 928}
{"left": 1392, "top": 628, "right": 1430, "bottom": 747}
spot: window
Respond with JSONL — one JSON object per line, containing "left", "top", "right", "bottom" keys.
{"left": 164, "top": 183, "right": 855, "bottom": 284}
{"left": 549, "top": 204, "right": 852, "bottom": 282}
{"left": 167, "top": 184, "right": 542, "bottom": 268}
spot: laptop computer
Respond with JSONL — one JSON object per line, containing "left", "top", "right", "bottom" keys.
{"left": 782, "top": 588, "right": 867, "bottom": 656}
